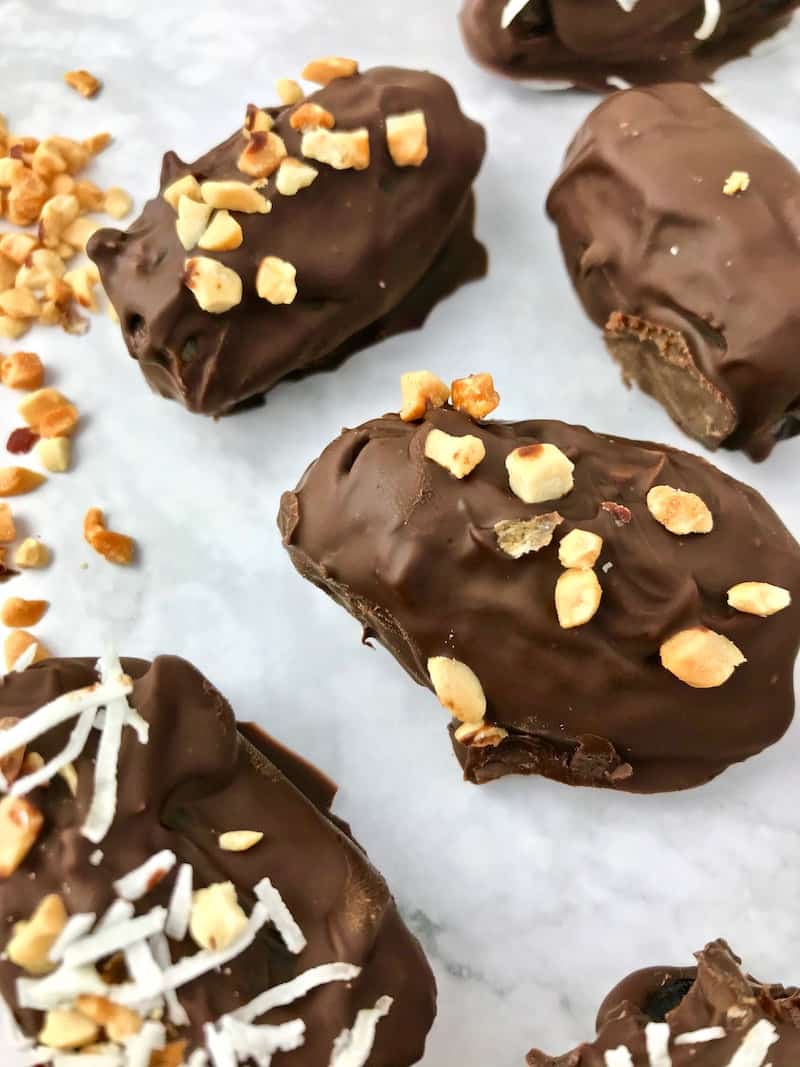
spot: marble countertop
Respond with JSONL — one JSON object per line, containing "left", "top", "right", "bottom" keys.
{"left": 3, "top": 1, "right": 800, "bottom": 1064}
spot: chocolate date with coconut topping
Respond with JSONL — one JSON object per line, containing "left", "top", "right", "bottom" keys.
{"left": 279, "top": 373, "right": 800, "bottom": 793}
{"left": 527, "top": 939, "right": 800, "bottom": 1066}
{"left": 0, "top": 655, "right": 435, "bottom": 1066}
{"left": 547, "top": 82, "right": 800, "bottom": 460}
{"left": 89, "top": 65, "right": 486, "bottom": 416}
{"left": 459, "top": 0, "right": 798, "bottom": 91}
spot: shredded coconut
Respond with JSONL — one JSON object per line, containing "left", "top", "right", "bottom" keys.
{"left": 150, "top": 933, "right": 190, "bottom": 1027}
{"left": 17, "top": 964, "right": 107, "bottom": 1011}
{"left": 254, "top": 876, "right": 307, "bottom": 955}
{"left": 62, "top": 906, "right": 167, "bottom": 969}
{"left": 113, "top": 850, "right": 177, "bottom": 901}
{"left": 500, "top": 0, "right": 532, "bottom": 29}
{"left": 233, "top": 962, "right": 362, "bottom": 1024}
{"left": 604, "top": 1049, "right": 634, "bottom": 1067}
{"left": 204, "top": 1021, "right": 237, "bottom": 1067}
{"left": 124, "top": 940, "right": 164, "bottom": 988}
{"left": 695, "top": 0, "right": 722, "bottom": 39}
{"left": 96, "top": 899, "right": 135, "bottom": 931}
{"left": 725, "top": 1019, "right": 779, "bottom": 1066}
{"left": 124, "top": 1019, "right": 166, "bottom": 1067}
{"left": 11, "top": 707, "right": 96, "bottom": 796}
{"left": 645, "top": 1022, "right": 671, "bottom": 1067}
{"left": 615, "top": 0, "right": 639, "bottom": 10}
{"left": 165, "top": 862, "right": 193, "bottom": 941}
{"left": 675, "top": 1026, "right": 726, "bottom": 1045}
{"left": 48, "top": 913, "right": 97, "bottom": 963}
{"left": 219, "top": 1016, "right": 305, "bottom": 1066}
{"left": 329, "top": 995, "right": 393, "bottom": 1067}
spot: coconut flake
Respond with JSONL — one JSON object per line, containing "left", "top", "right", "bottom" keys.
{"left": 674, "top": 1026, "right": 726, "bottom": 1045}
{"left": 124, "top": 1019, "right": 166, "bottom": 1067}
{"left": 113, "top": 850, "right": 177, "bottom": 901}
{"left": 233, "top": 962, "right": 362, "bottom": 1024}
{"left": 11, "top": 642, "right": 39, "bottom": 673}
{"left": 81, "top": 696, "right": 126, "bottom": 845}
{"left": 89, "top": 849, "right": 104, "bottom": 866}
{"left": 10, "top": 707, "right": 96, "bottom": 796}
{"left": 500, "top": 0, "right": 531, "bottom": 29}
{"left": 695, "top": 0, "right": 721, "bottom": 39}
{"left": 17, "top": 964, "right": 107, "bottom": 1011}
{"left": 125, "top": 939, "right": 164, "bottom": 988}
{"left": 615, "top": 0, "right": 638, "bottom": 9}
{"left": 725, "top": 1019, "right": 779, "bottom": 1066}
{"left": 150, "top": 933, "right": 190, "bottom": 1027}
{"left": 329, "top": 995, "right": 393, "bottom": 1067}
{"left": 187, "top": 1051, "right": 210, "bottom": 1067}
{"left": 166, "top": 862, "right": 193, "bottom": 942}
{"left": 48, "top": 913, "right": 97, "bottom": 963}
{"left": 62, "top": 906, "right": 167, "bottom": 969}
{"left": 604, "top": 1049, "right": 634, "bottom": 1067}
{"left": 645, "top": 1022, "right": 671, "bottom": 1067}
{"left": 204, "top": 1021, "right": 237, "bottom": 1067}
{"left": 219, "top": 1016, "right": 305, "bottom": 1066}
{"left": 97, "top": 899, "right": 135, "bottom": 931}
{"left": 254, "top": 876, "right": 307, "bottom": 955}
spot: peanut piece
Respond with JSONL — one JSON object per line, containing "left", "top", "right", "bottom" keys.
{"left": 386, "top": 110, "right": 429, "bottom": 167}
{"left": 49, "top": 173, "right": 76, "bottom": 195}
{"left": 200, "top": 180, "right": 270, "bottom": 213}
{"left": 301, "top": 56, "right": 359, "bottom": 85}
{"left": 275, "top": 158, "right": 319, "bottom": 196}
{"left": 1, "top": 598, "right": 48, "bottom": 627}
{"left": 61, "top": 216, "right": 101, "bottom": 251}
{"left": 219, "top": 830, "right": 264, "bottom": 852}
{"left": 0, "top": 716, "right": 25, "bottom": 786}
{"left": 176, "top": 196, "right": 213, "bottom": 252}
{"left": 8, "top": 170, "right": 48, "bottom": 226}
{"left": 0, "top": 467, "right": 45, "bottom": 496}
{"left": 103, "top": 186, "right": 132, "bottom": 219}
{"left": 243, "top": 104, "right": 274, "bottom": 136}
{"left": 1, "top": 350, "right": 41, "bottom": 389}
{"left": 184, "top": 256, "right": 243, "bottom": 314}
{"left": 647, "top": 485, "right": 713, "bottom": 535}
{"left": 727, "top": 581, "right": 791, "bottom": 618}
{"left": 0, "top": 503, "right": 15, "bottom": 542}
{"left": 0, "top": 253, "right": 17, "bottom": 292}
{"left": 39, "top": 1009, "right": 99, "bottom": 1050}
{"left": 427, "top": 657, "right": 486, "bottom": 724}
{"left": 0, "top": 316, "right": 29, "bottom": 340}
{"left": 0, "top": 795, "right": 44, "bottom": 876}
{"left": 63, "top": 265, "right": 99, "bottom": 312}
{"left": 163, "top": 174, "right": 202, "bottom": 211}
{"left": 506, "top": 443, "right": 574, "bottom": 504}
{"left": 14, "top": 538, "right": 50, "bottom": 569}
{"left": 190, "top": 882, "right": 248, "bottom": 951}
{"left": 450, "top": 373, "right": 500, "bottom": 419}
{"left": 400, "top": 370, "right": 449, "bottom": 422}
{"left": 424, "top": 428, "right": 485, "bottom": 479}
{"left": 255, "top": 256, "right": 297, "bottom": 305}
{"left": 301, "top": 128, "right": 370, "bottom": 171}
{"left": 454, "top": 720, "right": 508, "bottom": 748}
{"left": 558, "top": 529, "right": 603, "bottom": 570}
{"left": 83, "top": 507, "right": 135, "bottom": 565}
{"left": 723, "top": 170, "right": 750, "bottom": 196}
{"left": 16, "top": 249, "right": 65, "bottom": 290}
{"left": 39, "top": 194, "right": 80, "bottom": 248}
{"left": 276, "top": 78, "right": 304, "bottom": 105}
{"left": 18, "top": 388, "right": 71, "bottom": 430}
{"left": 0, "top": 288, "right": 40, "bottom": 319}
{"left": 4, "top": 631, "right": 50, "bottom": 672}
{"left": 660, "top": 626, "right": 746, "bottom": 688}
{"left": 555, "top": 568, "right": 602, "bottom": 629}
{"left": 494, "top": 512, "right": 563, "bottom": 559}
{"left": 74, "top": 996, "right": 142, "bottom": 1042}
{"left": 64, "top": 69, "right": 102, "bottom": 98}
{"left": 6, "top": 894, "right": 67, "bottom": 975}
{"left": 197, "top": 210, "right": 243, "bottom": 252}
{"left": 83, "top": 131, "right": 111, "bottom": 156}
{"left": 290, "top": 102, "right": 335, "bottom": 132}
{"left": 237, "top": 131, "right": 287, "bottom": 179}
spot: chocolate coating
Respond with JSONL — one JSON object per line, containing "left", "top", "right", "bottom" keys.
{"left": 89, "top": 68, "right": 486, "bottom": 416}
{"left": 547, "top": 82, "right": 800, "bottom": 461}
{"left": 527, "top": 940, "right": 800, "bottom": 1065}
{"left": 460, "top": 0, "right": 798, "bottom": 91}
{"left": 0, "top": 656, "right": 436, "bottom": 1064}
{"left": 279, "top": 404, "right": 800, "bottom": 793}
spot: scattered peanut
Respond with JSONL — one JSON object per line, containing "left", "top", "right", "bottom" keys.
{"left": 454, "top": 720, "right": 508, "bottom": 748}
{"left": 290, "top": 103, "right": 335, "bottom": 132}
{"left": 558, "top": 529, "right": 603, "bottom": 570}
{"left": 103, "top": 186, "right": 132, "bottom": 219}
{"left": 39, "top": 1009, "right": 99, "bottom": 1050}
{"left": 301, "top": 57, "right": 359, "bottom": 85}
{"left": 219, "top": 830, "right": 264, "bottom": 852}
{"left": 424, "top": 427, "right": 485, "bottom": 479}
{"left": 727, "top": 581, "right": 791, "bottom": 618}
{"left": 190, "top": 882, "right": 248, "bottom": 952}
{"left": 256, "top": 256, "right": 297, "bottom": 305}
{"left": 555, "top": 568, "right": 603, "bottom": 629}
{"left": 0, "top": 716, "right": 25, "bottom": 784}
{"left": 237, "top": 130, "right": 287, "bottom": 179}
{"left": 427, "top": 656, "right": 486, "bottom": 724}
{"left": 176, "top": 195, "right": 213, "bottom": 252}
{"left": 1, "top": 350, "right": 44, "bottom": 389}
{"left": 275, "top": 158, "right": 318, "bottom": 197}
{"left": 494, "top": 512, "right": 563, "bottom": 559}
{"left": 660, "top": 626, "right": 746, "bottom": 688}
{"left": 0, "top": 794, "right": 44, "bottom": 876}
{"left": 506, "top": 443, "right": 574, "bottom": 504}
{"left": 184, "top": 256, "right": 243, "bottom": 315}
{"left": 74, "top": 996, "right": 142, "bottom": 1042}
{"left": 0, "top": 503, "right": 15, "bottom": 542}
{"left": 18, "top": 388, "right": 70, "bottom": 430}
{"left": 197, "top": 210, "right": 243, "bottom": 252}
{"left": 0, "top": 467, "right": 45, "bottom": 496}
{"left": 400, "top": 370, "right": 449, "bottom": 422}
{"left": 1, "top": 597, "right": 47, "bottom": 629}
{"left": 301, "top": 127, "right": 370, "bottom": 171}
{"left": 4, "top": 630, "right": 50, "bottom": 672}
{"left": 64, "top": 69, "right": 102, "bottom": 98}
{"left": 450, "top": 373, "right": 500, "bottom": 420}
{"left": 6, "top": 894, "right": 67, "bottom": 975}
{"left": 276, "top": 78, "right": 304, "bottom": 106}
{"left": 723, "top": 170, "right": 750, "bottom": 196}
{"left": 36, "top": 436, "right": 71, "bottom": 473}
{"left": 163, "top": 174, "right": 202, "bottom": 211}
{"left": 647, "top": 485, "right": 713, "bottom": 535}
{"left": 14, "top": 538, "right": 49, "bottom": 569}
{"left": 200, "top": 180, "right": 271, "bottom": 214}
{"left": 386, "top": 111, "right": 429, "bottom": 167}
{"left": 243, "top": 105, "right": 274, "bottom": 136}
{"left": 83, "top": 507, "right": 135, "bottom": 565}
{"left": 0, "top": 287, "right": 40, "bottom": 319}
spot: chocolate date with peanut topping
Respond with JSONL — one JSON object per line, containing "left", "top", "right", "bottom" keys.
{"left": 527, "top": 939, "right": 800, "bottom": 1066}
{"left": 459, "top": 0, "right": 798, "bottom": 91}
{"left": 0, "top": 655, "right": 435, "bottom": 1066}
{"left": 547, "top": 82, "right": 800, "bottom": 461}
{"left": 279, "top": 372, "right": 800, "bottom": 794}
{"left": 89, "top": 64, "right": 486, "bottom": 416}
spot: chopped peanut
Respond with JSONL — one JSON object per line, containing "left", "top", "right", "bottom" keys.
{"left": 184, "top": 256, "right": 243, "bottom": 314}
{"left": 660, "top": 626, "right": 746, "bottom": 688}
{"left": 61, "top": 216, "right": 101, "bottom": 252}
{"left": 1, "top": 350, "right": 43, "bottom": 389}
{"left": 450, "top": 373, "right": 499, "bottom": 420}
{"left": 82, "top": 131, "right": 111, "bottom": 156}
{"left": 39, "top": 193, "right": 80, "bottom": 248}
{"left": 74, "top": 178, "right": 105, "bottom": 211}
{"left": 4, "top": 630, "right": 50, "bottom": 672}
{"left": 275, "top": 158, "right": 318, "bottom": 197}
{"left": 506, "top": 443, "right": 574, "bottom": 505}
{"left": 290, "top": 102, "right": 335, "bottom": 132}
{"left": 74, "top": 996, "right": 142, "bottom": 1042}
{"left": 200, "top": 180, "right": 270, "bottom": 213}
{"left": 176, "top": 195, "right": 213, "bottom": 252}
{"left": 197, "top": 210, "right": 243, "bottom": 252}
{"left": 400, "top": 370, "right": 449, "bottom": 422}
{"left": 18, "top": 388, "right": 71, "bottom": 431}
{"left": 386, "top": 111, "right": 429, "bottom": 167}
{"left": 163, "top": 174, "right": 202, "bottom": 211}
{"left": 424, "top": 428, "right": 485, "bottom": 479}
{"left": 494, "top": 513, "right": 563, "bottom": 559}
{"left": 219, "top": 830, "right": 264, "bottom": 852}
{"left": 0, "top": 467, "right": 45, "bottom": 496}
{"left": 301, "top": 56, "right": 359, "bottom": 85}
{"left": 255, "top": 256, "right": 297, "bottom": 305}
{"left": 103, "top": 186, "right": 132, "bottom": 219}
{"left": 1, "top": 597, "right": 48, "bottom": 627}
{"left": 14, "top": 538, "right": 50, "bottom": 569}
{"left": 277, "top": 78, "right": 304, "bottom": 106}
{"left": 64, "top": 69, "right": 102, "bottom": 98}
{"left": 558, "top": 529, "right": 603, "bottom": 570}
{"left": 0, "top": 716, "right": 25, "bottom": 785}
{"left": 0, "top": 794, "right": 44, "bottom": 876}
{"left": 454, "top": 720, "right": 508, "bottom": 748}
{"left": 0, "top": 503, "right": 15, "bottom": 542}
{"left": 6, "top": 894, "right": 67, "bottom": 975}
{"left": 39, "top": 1009, "right": 99, "bottom": 1050}
{"left": 301, "top": 128, "right": 370, "bottom": 171}
{"left": 151, "top": 1042, "right": 188, "bottom": 1067}
{"left": 727, "top": 581, "right": 791, "bottom": 618}
{"left": 0, "top": 316, "right": 29, "bottom": 340}
{"left": 243, "top": 104, "right": 274, "bottom": 136}
{"left": 723, "top": 170, "right": 750, "bottom": 196}
{"left": 237, "top": 131, "right": 287, "bottom": 179}
{"left": 555, "top": 568, "right": 603, "bottom": 629}
{"left": 647, "top": 485, "right": 713, "bottom": 535}
{"left": 0, "top": 288, "right": 40, "bottom": 319}
{"left": 427, "top": 656, "right": 486, "bottom": 724}
{"left": 63, "top": 266, "right": 99, "bottom": 312}
{"left": 83, "top": 507, "right": 135, "bottom": 565}
{"left": 190, "top": 882, "right": 248, "bottom": 952}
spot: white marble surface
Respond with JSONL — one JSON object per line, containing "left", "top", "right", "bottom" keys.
{"left": 2, "top": 2, "right": 800, "bottom": 1065}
